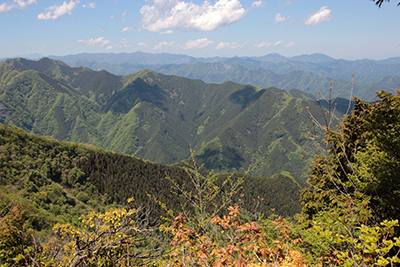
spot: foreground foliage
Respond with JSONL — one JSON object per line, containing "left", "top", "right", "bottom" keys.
{"left": 1, "top": 90, "right": 400, "bottom": 266}
{"left": 298, "top": 89, "right": 400, "bottom": 266}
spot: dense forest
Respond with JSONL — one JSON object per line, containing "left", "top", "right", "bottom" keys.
{"left": 0, "top": 57, "right": 342, "bottom": 179}
{"left": 1, "top": 89, "right": 399, "bottom": 266}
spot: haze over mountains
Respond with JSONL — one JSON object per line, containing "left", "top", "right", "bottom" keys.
{"left": 42, "top": 52, "right": 400, "bottom": 101}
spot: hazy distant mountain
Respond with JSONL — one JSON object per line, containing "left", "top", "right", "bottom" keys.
{"left": 47, "top": 52, "right": 400, "bottom": 101}
{"left": 290, "top": 53, "right": 335, "bottom": 63}
{"left": 49, "top": 51, "right": 200, "bottom": 66}
{"left": 250, "top": 53, "right": 287, "bottom": 63}
{"left": 0, "top": 57, "right": 349, "bottom": 179}
{"left": 54, "top": 59, "right": 398, "bottom": 101}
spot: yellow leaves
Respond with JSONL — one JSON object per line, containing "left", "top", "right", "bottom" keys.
{"left": 50, "top": 204, "right": 147, "bottom": 266}
{"left": 375, "top": 257, "right": 390, "bottom": 266}
{"left": 310, "top": 216, "right": 400, "bottom": 266}
{"left": 281, "top": 250, "right": 308, "bottom": 267}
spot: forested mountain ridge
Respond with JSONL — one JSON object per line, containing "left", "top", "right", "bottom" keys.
{"left": 0, "top": 57, "right": 350, "bottom": 179}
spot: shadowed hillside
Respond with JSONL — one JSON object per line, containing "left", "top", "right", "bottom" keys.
{"left": 0, "top": 123, "right": 305, "bottom": 228}
{"left": 0, "top": 57, "right": 349, "bottom": 179}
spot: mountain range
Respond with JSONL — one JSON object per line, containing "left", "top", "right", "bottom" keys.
{"left": 0, "top": 57, "right": 348, "bottom": 179}
{"left": 41, "top": 52, "right": 400, "bottom": 101}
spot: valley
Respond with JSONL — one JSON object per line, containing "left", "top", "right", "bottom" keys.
{"left": 1, "top": 52, "right": 399, "bottom": 266}
{"left": 0, "top": 56, "right": 350, "bottom": 179}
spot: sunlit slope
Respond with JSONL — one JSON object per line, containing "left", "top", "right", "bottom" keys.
{"left": 0, "top": 57, "right": 344, "bottom": 178}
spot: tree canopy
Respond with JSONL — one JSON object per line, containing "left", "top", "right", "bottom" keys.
{"left": 301, "top": 90, "right": 400, "bottom": 223}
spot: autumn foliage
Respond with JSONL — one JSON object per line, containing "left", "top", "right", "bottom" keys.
{"left": 162, "top": 206, "right": 307, "bottom": 267}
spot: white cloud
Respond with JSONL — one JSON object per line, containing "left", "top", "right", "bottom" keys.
{"left": 106, "top": 46, "right": 113, "bottom": 50}
{"left": 284, "top": 42, "right": 295, "bottom": 47}
{"left": 138, "top": 42, "right": 148, "bottom": 48}
{"left": 274, "top": 40, "right": 283, "bottom": 46}
{"left": 140, "top": 0, "right": 247, "bottom": 32}
{"left": 37, "top": 0, "right": 77, "bottom": 20}
{"left": 0, "top": 3, "right": 13, "bottom": 12}
{"left": 216, "top": 41, "right": 246, "bottom": 50}
{"left": 251, "top": 1, "right": 264, "bottom": 7}
{"left": 121, "top": 26, "right": 134, "bottom": 32}
{"left": 254, "top": 42, "right": 272, "bottom": 48}
{"left": 301, "top": 6, "right": 332, "bottom": 26}
{"left": 99, "top": 27, "right": 105, "bottom": 33}
{"left": 179, "top": 38, "right": 214, "bottom": 50}
{"left": 160, "top": 30, "right": 173, "bottom": 35}
{"left": 273, "top": 13, "right": 287, "bottom": 23}
{"left": 15, "top": 0, "right": 36, "bottom": 9}
{"left": 82, "top": 2, "right": 95, "bottom": 8}
{"left": 0, "top": 0, "right": 36, "bottom": 13}
{"left": 77, "top": 37, "right": 110, "bottom": 47}
{"left": 154, "top": 41, "right": 174, "bottom": 50}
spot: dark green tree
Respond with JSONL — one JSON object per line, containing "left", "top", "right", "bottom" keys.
{"left": 301, "top": 90, "right": 400, "bottom": 223}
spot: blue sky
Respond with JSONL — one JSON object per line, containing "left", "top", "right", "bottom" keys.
{"left": 1, "top": 0, "right": 399, "bottom": 60}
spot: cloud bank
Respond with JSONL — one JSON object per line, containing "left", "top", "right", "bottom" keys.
{"left": 140, "top": 0, "right": 247, "bottom": 32}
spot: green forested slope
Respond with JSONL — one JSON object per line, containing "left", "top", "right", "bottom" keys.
{"left": 0, "top": 123, "right": 304, "bottom": 230}
{"left": 0, "top": 57, "right": 343, "bottom": 179}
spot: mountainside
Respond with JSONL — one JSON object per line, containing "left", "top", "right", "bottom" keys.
{"left": 0, "top": 123, "right": 305, "bottom": 227}
{"left": 0, "top": 57, "right": 347, "bottom": 179}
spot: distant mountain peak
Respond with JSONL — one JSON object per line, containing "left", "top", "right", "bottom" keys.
{"left": 290, "top": 53, "right": 335, "bottom": 63}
